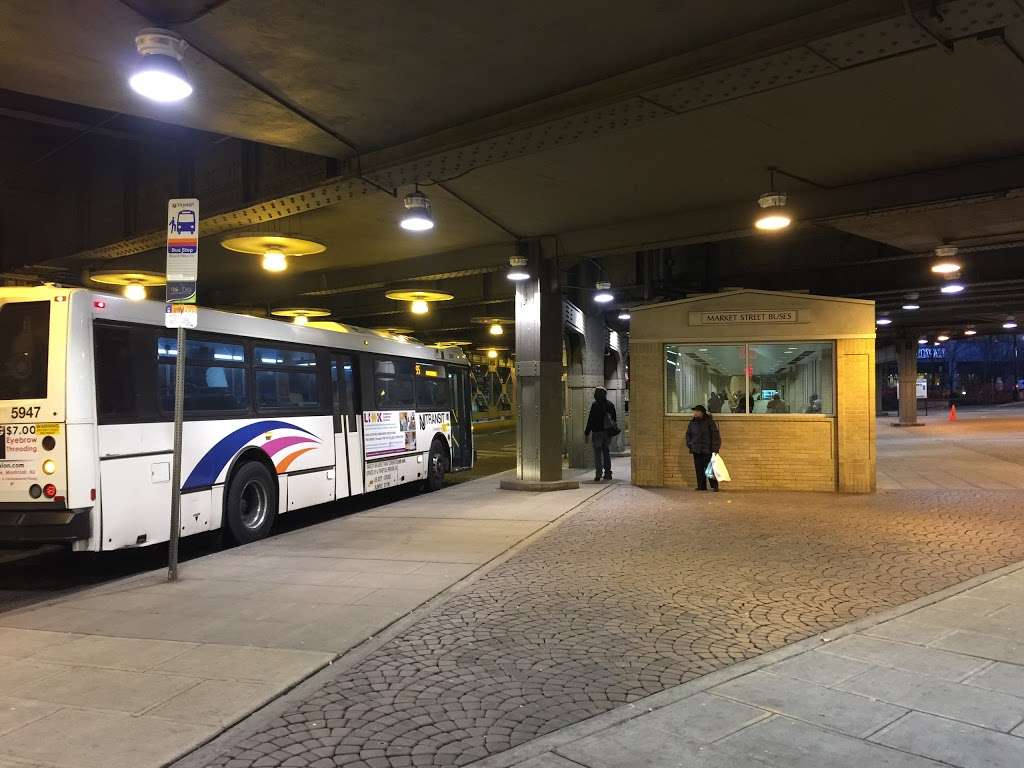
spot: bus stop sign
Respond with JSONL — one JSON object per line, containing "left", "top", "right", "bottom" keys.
{"left": 166, "top": 198, "right": 198, "bottom": 306}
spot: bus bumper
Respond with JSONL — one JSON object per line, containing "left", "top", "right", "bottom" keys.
{"left": 0, "top": 507, "right": 91, "bottom": 544}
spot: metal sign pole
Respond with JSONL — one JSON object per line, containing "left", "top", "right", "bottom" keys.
{"left": 164, "top": 197, "right": 199, "bottom": 583}
{"left": 167, "top": 324, "right": 186, "bottom": 581}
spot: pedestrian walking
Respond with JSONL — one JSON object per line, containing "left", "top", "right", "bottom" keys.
{"left": 685, "top": 404, "right": 721, "bottom": 491}
{"left": 584, "top": 386, "right": 617, "bottom": 481}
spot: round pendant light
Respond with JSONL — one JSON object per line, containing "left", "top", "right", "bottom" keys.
{"left": 472, "top": 317, "right": 513, "bottom": 336}
{"left": 931, "top": 246, "right": 961, "bottom": 275}
{"left": 963, "top": 328, "right": 977, "bottom": 336}
{"left": 507, "top": 255, "right": 530, "bottom": 281}
{"left": 221, "top": 233, "right": 327, "bottom": 273}
{"left": 270, "top": 307, "right": 331, "bottom": 326}
{"left": 594, "top": 281, "right": 614, "bottom": 303}
{"left": 1004, "top": 316, "right": 1019, "bottom": 330}
{"left": 754, "top": 168, "right": 792, "bottom": 232}
{"left": 384, "top": 288, "right": 454, "bottom": 315}
{"left": 129, "top": 29, "right": 192, "bottom": 103}
{"left": 937, "top": 334, "right": 950, "bottom": 342}
{"left": 88, "top": 270, "right": 166, "bottom": 301}
{"left": 373, "top": 326, "right": 415, "bottom": 337}
{"left": 400, "top": 190, "right": 434, "bottom": 232}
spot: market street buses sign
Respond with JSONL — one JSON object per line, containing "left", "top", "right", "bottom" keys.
{"left": 690, "top": 309, "right": 799, "bottom": 325}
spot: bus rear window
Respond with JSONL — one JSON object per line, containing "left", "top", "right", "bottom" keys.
{"left": 0, "top": 301, "right": 49, "bottom": 400}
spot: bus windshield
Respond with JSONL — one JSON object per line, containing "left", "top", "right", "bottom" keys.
{"left": 0, "top": 301, "right": 50, "bottom": 400}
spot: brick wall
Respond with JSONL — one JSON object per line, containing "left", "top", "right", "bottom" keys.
{"left": 630, "top": 341, "right": 664, "bottom": 486}
{"left": 663, "top": 416, "right": 836, "bottom": 491}
{"left": 836, "top": 337, "right": 876, "bottom": 493}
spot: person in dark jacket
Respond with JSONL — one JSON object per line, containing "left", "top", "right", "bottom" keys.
{"left": 707, "top": 391, "right": 723, "bottom": 413}
{"left": 685, "top": 404, "right": 721, "bottom": 491}
{"left": 584, "top": 387, "right": 617, "bottom": 481}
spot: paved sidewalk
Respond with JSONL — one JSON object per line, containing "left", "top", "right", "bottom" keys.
{"left": 500, "top": 563, "right": 1024, "bottom": 768}
{"left": 0, "top": 466, "right": 615, "bottom": 768}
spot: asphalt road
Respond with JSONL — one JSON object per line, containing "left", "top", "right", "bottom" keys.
{"left": 0, "top": 428, "right": 517, "bottom": 616}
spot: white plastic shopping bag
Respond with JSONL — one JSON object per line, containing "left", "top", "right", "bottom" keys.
{"left": 710, "top": 452, "right": 731, "bottom": 482}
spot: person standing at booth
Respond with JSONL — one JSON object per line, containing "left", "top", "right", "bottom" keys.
{"left": 584, "top": 387, "right": 617, "bottom": 482}
{"left": 686, "top": 404, "right": 722, "bottom": 491}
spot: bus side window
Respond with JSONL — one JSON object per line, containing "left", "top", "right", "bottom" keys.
{"left": 373, "top": 357, "right": 414, "bottom": 409}
{"left": 254, "top": 346, "right": 320, "bottom": 411}
{"left": 157, "top": 336, "right": 248, "bottom": 414}
{"left": 96, "top": 324, "right": 134, "bottom": 419}
{"left": 414, "top": 363, "right": 449, "bottom": 411}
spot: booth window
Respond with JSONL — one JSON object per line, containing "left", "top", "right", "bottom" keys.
{"left": 665, "top": 342, "right": 833, "bottom": 415}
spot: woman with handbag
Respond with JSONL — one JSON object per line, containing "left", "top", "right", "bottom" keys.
{"left": 686, "top": 405, "right": 722, "bottom": 492}
{"left": 584, "top": 387, "right": 618, "bottom": 482}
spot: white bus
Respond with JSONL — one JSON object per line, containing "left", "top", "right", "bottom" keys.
{"left": 0, "top": 286, "right": 473, "bottom": 550}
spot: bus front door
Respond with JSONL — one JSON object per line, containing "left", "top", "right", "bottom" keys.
{"left": 447, "top": 367, "right": 473, "bottom": 470}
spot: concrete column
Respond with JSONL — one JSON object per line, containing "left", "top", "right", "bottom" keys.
{"left": 501, "top": 242, "right": 577, "bottom": 490}
{"left": 896, "top": 339, "right": 920, "bottom": 426}
{"left": 567, "top": 313, "right": 607, "bottom": 469}
{"left": 605, "top": 333, "right": 629, "bottom": 454}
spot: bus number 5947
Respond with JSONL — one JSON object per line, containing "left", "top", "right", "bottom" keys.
{"left": 10, "top": 406, "right": 40, "bottom": 420}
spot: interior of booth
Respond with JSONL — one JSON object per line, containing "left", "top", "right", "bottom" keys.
{"left": 665, "top": 342, "right": 835, "bottom": 415}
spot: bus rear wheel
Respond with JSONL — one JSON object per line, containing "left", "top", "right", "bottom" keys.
{"left": 225, "top": 461, "right": 277, "bottom": 544}
{"left": 425, "top": 440, "right": 446, "bottom": 492}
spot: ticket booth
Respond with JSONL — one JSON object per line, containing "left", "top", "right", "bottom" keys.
{"left": 630, "top": 290, "right": 876, "bottom": 493}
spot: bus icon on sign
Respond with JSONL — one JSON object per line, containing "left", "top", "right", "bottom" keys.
{"left": 175, "top": 209, "right": 196, "bottom": 234}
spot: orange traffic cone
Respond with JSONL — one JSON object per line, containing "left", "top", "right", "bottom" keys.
{"left": 948, "top": 404, "right": 957, "bottom": 421}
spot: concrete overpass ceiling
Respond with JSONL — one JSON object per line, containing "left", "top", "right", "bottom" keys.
{"left": 2, "top": 0, "right": 1024, "bottom": 336}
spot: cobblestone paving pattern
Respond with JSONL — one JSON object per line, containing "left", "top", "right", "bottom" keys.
{"left": 200, "top": 487, "right": 1024, "bottom": 768}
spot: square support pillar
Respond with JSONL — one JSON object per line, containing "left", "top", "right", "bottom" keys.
{"left": 503, "top": 244, "right": 575, "bottom": 490}
{"left": 896, "top": 339, "right": 921, "bottom": 426}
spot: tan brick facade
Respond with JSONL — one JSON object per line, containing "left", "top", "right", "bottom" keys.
{"left": 630, "top": 290, "right": 876, "bottom": 493}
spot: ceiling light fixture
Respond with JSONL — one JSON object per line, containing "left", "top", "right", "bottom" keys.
{"left": 222, "top": 233, "right": 326, "bottom": 273}
{"left": 400, "top": 189, "right": 434, "bottom": 232}
{"left": 270, "top": 307, "right": 330, "bottom": 324}
{"left": 964, "top": 328, "right": 977, "bottom": 336}
{"left": 902, "top": 303, "right": 920, "bottom": 310}
{"left": 754, "top": 167, "right": 792, "bottom": 232}
{"left": 918, "top": 337, "right": 928, "bottom": 344}
{"left": 940, "top": 282, "right": 965, "bottom": 294}
{"left": 618, "top": 312, "right": 631, "bottom": 321}
{"left": 88, "top": 270, "right": 166, "bottom": 300}
{"left": 594, "top": 281, "right": 614, "bottom": 303}
{"left": 937, "top": 334, "right": 950, "bottom": 342}
{"left": 507, "top": 255, "right": 530, "bottom": 281}
{"left": 1004, "top": 315, "right": 1019, "bottom": 329}
{"left": 930, "top": 246, "right": 961, "bottom": 275}
{"left": 487, "top": 349, "right": 499, "bottom": 359}
{"left": 876, "top": 316, "right": 892, "bottom": 326}
{"left": 489, "top": 323, "right": 503, "bottom": 336}
{"left": 129, "top": 29, "right": 193, "bottom": 103}
{"left": 385, "top": 288, "right": 454, "bottom": 316}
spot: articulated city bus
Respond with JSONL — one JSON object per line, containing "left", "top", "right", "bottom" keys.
{"left": 0, "top": 287, "right": 472, "bottom": 550}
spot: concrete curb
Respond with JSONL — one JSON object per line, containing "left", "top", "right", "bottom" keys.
{"left": 499, "top": 478, "right": 581, "bottom": 491}
{"left": 466, "top": 557, "right": 1024, "bottom": 768}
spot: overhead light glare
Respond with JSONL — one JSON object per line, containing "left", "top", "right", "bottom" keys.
{"left": 964, "top": 329, "right": 977, "bottom": 336}
{"left": 931, "top": 246, "right": 960, "bottom": 274}
{"left": 262, "top": 250, "right": 287, "bottom": 272}
{"left": 902, "top": 303, "right": 920, "bottom": 311}
{"left": 123, "top": 283, "right": 146, "bottom": 301}
{"left": 489, "top": 323, "right": 503, "bottom": 336}
{"left": 1004, "top": 316, "right": 1019, "bottom": 329}
{"left": 937, "top": 334, "right": 950, "bottom": 342}
{"left": 918, "top": 338, "right": 928, "bottom": 344}
{"left": 410, "top": 299, "right": 429, "bottom": 315}
{"left": 618, "top": 312, "right": 631, "bottom": 321}
{"left": 486, "top": 349, "right": 498, "bottom": 359}
{"left": 400, "top": 190, "right": 434, "bottom": 231}
{"left": 940, "top": 283, "right": 965, "bottom": 294}
{"left": 293, "top": 315, "right": 308, "bottom": 326}
{"left": 594, "top": 281, "right": 614, "bottom": 304}
{"left": 875, "top": 317, "right": 892, "bottom": 326}
{"left": 129, "top": 29, "right": 193, "bottom": 103}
